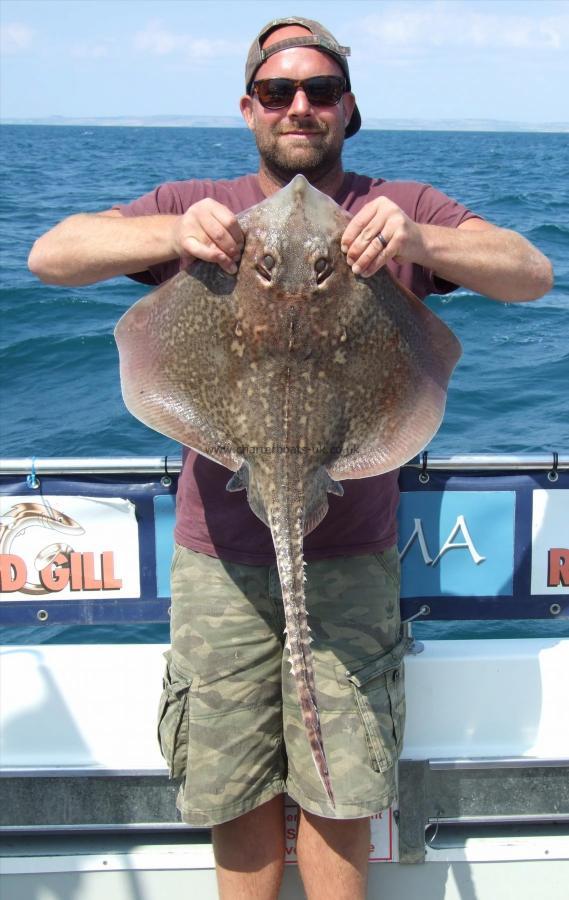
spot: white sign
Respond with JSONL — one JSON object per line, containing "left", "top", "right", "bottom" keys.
{"left": 531, "top": 490, "right": 569, "bottom": 595}
{"left": 284, "top": 795, "right": 397, "bottom": 863}
{"left": 0, "top": 495, "right": 140, "bottom": 600}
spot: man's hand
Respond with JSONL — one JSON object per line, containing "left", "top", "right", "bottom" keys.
{"left": 340, "top": 196, "right": 552, "bottom": 301}
{"left": 174, "top": 199, "right": 244, "bottom": 275}
{"left": 341, "top": 198, "right": 423, "bottom": 277}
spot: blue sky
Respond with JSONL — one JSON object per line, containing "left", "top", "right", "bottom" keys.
{"left": 1, "top": 0, "right": 568, "bottom": 122}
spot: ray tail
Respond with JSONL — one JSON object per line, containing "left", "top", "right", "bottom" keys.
{"left": 269, "top": 495, "right": 335, "bottom": 808}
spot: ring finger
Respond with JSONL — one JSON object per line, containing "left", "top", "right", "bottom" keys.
{"left": 345, "top": 210, "right": 388, "bottom": 263}
{"left": 351, "top": 233, "right": 391, "bottom": 277}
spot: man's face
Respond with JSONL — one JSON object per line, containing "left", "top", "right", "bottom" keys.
{"left": 240, "top": 41, "right": 356, "bottom": 182}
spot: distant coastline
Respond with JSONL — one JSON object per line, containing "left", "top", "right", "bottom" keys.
{"left": 1, "top": 115, "right": 568, "bottom": 133}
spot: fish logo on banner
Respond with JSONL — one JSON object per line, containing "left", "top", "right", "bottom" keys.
{"left": 0, "top": 496, "right": 140, "bottom": 600}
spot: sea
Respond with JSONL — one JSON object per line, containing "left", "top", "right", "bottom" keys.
{"left": 1, "top": 125, "right": 568, "bottom": 644}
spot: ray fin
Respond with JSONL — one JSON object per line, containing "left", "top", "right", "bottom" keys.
{"left": 226, "top": 465, "right": 248, "bottom": 493}
{"left": 115, "top": 263, "right": 242, "bottom": 471}
{"left": 326, "top": 269, "right": 461, "bottom": 480}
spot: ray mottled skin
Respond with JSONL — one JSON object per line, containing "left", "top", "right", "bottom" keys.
{"left": 115, "top": 175, "right": 461, "bottom": 806}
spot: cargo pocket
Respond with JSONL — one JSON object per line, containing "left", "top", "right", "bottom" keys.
{"left": 157, "top": 651, "right": 193, "bottom": 779}
{"left": 170, "top": 543, "right": 184, "bottom": 574}
{"left": 342, "top": 635, "right": 410, "bottom": 773}
{"left": 373, "top": 546, "right": 401, "bottom": 588}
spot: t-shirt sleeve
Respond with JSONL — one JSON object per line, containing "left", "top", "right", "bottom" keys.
{"left": 414, "top": 184, "right": 484, "bottom": 295}
{"left": 112, "top": 183, "right": 192, "bottom": 285}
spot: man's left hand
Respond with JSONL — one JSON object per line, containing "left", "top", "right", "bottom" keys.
{"left": 341, "top": 197, "right": 424, "bottom": 277}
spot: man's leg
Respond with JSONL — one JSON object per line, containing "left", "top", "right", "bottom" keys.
{"left": 296, "top": 810, "right": 370, "bottom": 900}
{"left": 212, "top": 795, "right": 286, "bottom": 900}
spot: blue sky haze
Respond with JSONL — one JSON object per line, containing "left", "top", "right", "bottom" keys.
{"left": 1, "top": 0, "right": 568, "bottom": 123}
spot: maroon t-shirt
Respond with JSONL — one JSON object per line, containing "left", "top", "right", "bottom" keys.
{"left": 117, "top": 172, "right": 479, "bottom": 564}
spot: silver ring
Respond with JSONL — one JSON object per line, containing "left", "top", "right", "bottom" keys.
{"left": 377, "top": 232, "right": 388, "bottom": 249}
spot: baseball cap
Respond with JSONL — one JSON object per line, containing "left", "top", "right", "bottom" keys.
{"left": 245, "top": 17, "right": 361, "bottom": 139}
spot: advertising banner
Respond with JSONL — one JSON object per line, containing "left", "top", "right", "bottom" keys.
{"left": 0, "top": 462, "right": 567, "bottom": 625}
{"left": 531, "top": 490, "right": 569, "bottom": 595}
{"left": 0, "top": 495, "right": 139, "bottom": 600}
{"left": 397, "top": 465, "right": 568, "bottom": 621}
{"left": 399, "top": 490, "right": 515, "bottom": 599}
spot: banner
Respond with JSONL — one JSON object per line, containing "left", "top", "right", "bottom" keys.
{"left": 531, "top": 490, "right": 569, "bottom": 595}
{"left": 0, "top": 463, "right": 567, "bottom": 625}
{"left": 0, "top": 495, "right": 139, "bottom": 600}
{"left": 397, "top": 466, "right": 568, "bottom": 620}
{"left": 399, "top": 490, "right": 515, "bottom": 599}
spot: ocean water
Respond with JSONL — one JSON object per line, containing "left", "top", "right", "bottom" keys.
{"left": 1, "top": 125, "right": 568, "bottom": 644}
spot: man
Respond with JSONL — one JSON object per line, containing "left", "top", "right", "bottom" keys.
{"left": 29, "top": 17, "right": 552, "bottom": 900}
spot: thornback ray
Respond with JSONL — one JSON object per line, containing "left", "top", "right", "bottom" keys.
{"left": 114, "top": 174, "right": 462, "bottom": 807}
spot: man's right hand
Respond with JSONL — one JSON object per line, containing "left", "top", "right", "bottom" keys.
{"left": 174, "top": 199, "right": 244, "bottom": 275}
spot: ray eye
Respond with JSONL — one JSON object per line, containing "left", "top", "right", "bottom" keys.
{"left": 256, "top": 266, "right": 271, "bottom": 282}
{"left": 256, "top": 257, "right": 273, "bottom": 282}
{"left": 315, "top": 258, "right": 331, "bottom": 283}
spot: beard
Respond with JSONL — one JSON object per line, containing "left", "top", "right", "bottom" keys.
{"left": 255, "top": 120, "right": 345, "bottom": 184}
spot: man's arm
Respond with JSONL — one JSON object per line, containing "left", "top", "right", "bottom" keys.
{"left": 414, "top": 217, "right": 553, "bottom": 302}
{"left": 29, "top": 209, "right": 180, "bottom": 286}
{"left": 341, "top": 199, "right": 553, "bottom": 302}
{"left": 28, "top": 202, "right": 244, "bottom": 287}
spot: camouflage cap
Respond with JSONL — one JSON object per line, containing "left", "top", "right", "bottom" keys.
{"left": 245, "top": 17, "right": 361, "bottom": 139}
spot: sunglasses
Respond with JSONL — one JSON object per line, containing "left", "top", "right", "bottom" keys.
{"left": 251, "top": 76, "right": 346, "bottom": 110}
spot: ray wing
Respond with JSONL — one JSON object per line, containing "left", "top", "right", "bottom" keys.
{"left": 114, "top": 262, "right": 243, "bottom": 471}
{"left": 326, "top": 269, "right": 462, "bottom": 480}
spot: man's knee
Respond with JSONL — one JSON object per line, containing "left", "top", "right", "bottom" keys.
{"left": 297, "top": 808, "right": 371, "bottom": 855}
{"left": 212, "top": 795, "right": 286, "bottom": 870}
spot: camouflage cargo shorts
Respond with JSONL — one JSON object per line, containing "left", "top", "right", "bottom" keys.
{"left": 157, "top": 543, "right": 409, "bottom": 827}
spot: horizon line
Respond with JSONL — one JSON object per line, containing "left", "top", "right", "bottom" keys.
{"left": 2, "top": 114, "right": 568, "bottom": 134}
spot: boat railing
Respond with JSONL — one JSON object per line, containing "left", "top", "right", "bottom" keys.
{"left": 0, "top": 452, "right": 566, "bottom": 474}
